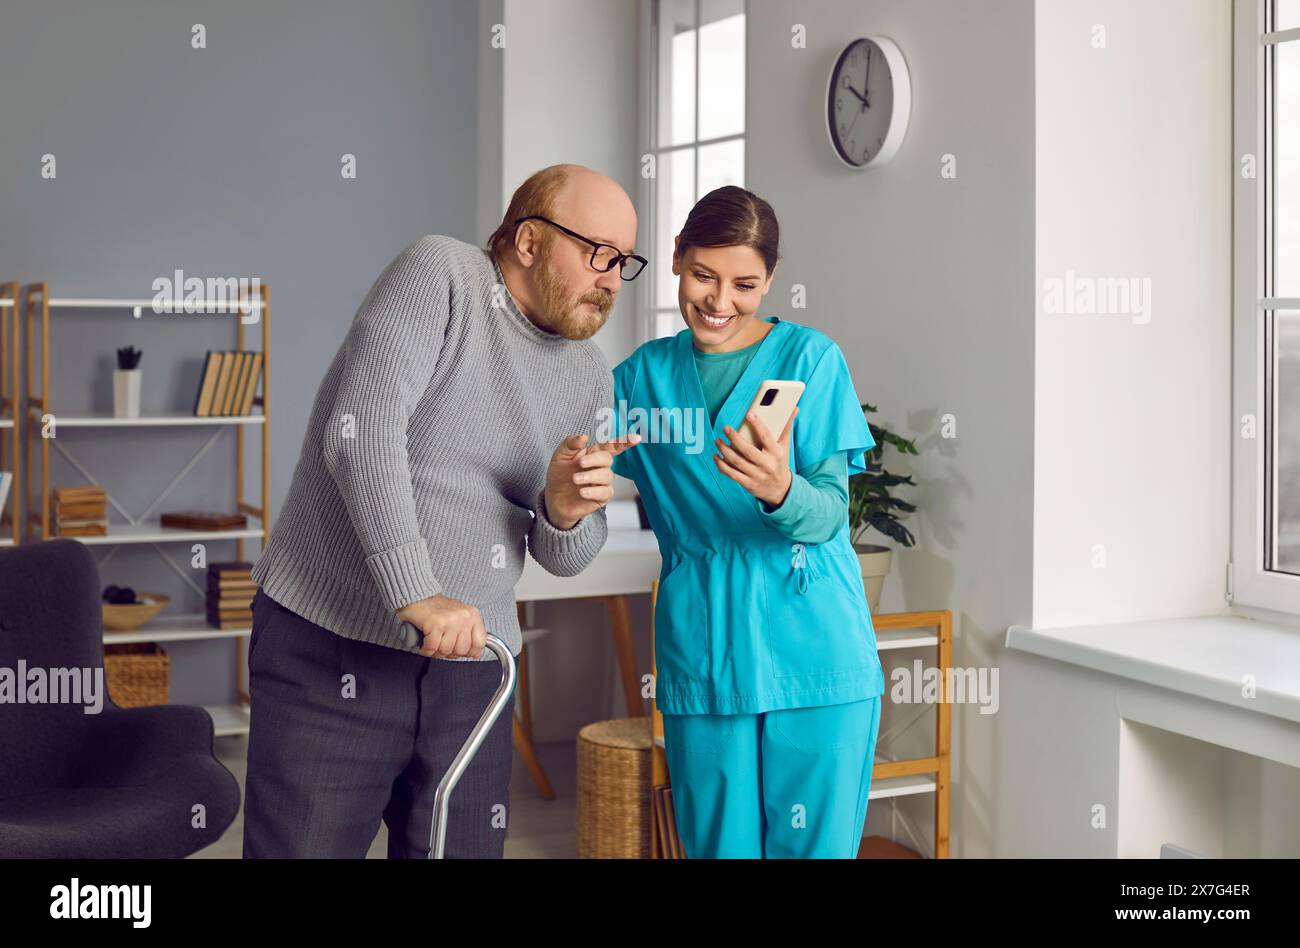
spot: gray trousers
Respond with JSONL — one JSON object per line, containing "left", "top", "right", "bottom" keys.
{"left": 242, "top": 589, "right": 516, "bottom": 858}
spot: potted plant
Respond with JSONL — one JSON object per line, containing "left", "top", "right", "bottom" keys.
{"left": 849, "top": 402, "right": 918, "bottom": 612}
{"left": 113, "top": 346, "right": 142, "bottom": 418}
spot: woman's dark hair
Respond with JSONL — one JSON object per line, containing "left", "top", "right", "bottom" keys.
{"left": 676, "top": 185, "right": 780, "bottom": 276}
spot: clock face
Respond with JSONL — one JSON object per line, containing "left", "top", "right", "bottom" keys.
{"left": 827, "top": 37, "right": 908, "bottom": 169}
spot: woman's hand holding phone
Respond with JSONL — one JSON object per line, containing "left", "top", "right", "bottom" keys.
{"left": 714, "top": 407, "right": 799, "bottom": 508}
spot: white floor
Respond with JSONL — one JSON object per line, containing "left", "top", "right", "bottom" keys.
{"left": 190, "top": 734, "right": 580, "bottom": 859}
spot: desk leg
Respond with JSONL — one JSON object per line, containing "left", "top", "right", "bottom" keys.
{"left": 603, "top": 594, "right": 644, "bottom": 718}
{"left": 513, "top": 715, "right": 556, "bottom": 800}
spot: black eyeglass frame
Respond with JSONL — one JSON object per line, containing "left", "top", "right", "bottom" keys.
{"left": 513, "top": 215, "right": 648, "bottom": 281}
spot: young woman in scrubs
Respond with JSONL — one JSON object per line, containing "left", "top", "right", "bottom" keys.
{"left": 609, "top": 186, "right": 885, "bottom": 859}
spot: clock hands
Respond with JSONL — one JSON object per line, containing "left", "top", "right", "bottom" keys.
{"left": 864, "top": 45, "right": 872, "bottom": 108}
{"left": 842, "top": 46, "right": 872, "bottom": 110}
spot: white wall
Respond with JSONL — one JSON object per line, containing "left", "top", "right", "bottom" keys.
{"left": 1034, "top": 0, "right": 1232, "bottom": 628}
{"left": 1001, "top": 0, "right": 1242, "bottom": 857}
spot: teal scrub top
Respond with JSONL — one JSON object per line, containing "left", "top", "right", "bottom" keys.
{"left": 692, "top": 337, "right": 850, "bottom": 545}
{"left": 611, "top": 316, "right": 884, "bottom": 715}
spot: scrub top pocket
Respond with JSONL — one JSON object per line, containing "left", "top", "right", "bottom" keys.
{"left": 762, "top": 546, "right": 874, "bottom": 682}
{"left": 654, "top": 557, "right": 711, "bottom": 686}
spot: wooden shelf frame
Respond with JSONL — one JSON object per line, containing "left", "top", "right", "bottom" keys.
{"left": 19, "top": 282, "right": 271, "bottom": 735}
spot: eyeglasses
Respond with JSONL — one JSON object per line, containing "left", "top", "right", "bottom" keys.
{"left": 514, "top": 215, "right": 648, "bottom": 281}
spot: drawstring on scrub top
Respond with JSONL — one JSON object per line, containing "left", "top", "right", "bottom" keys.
{"left": 790, "top": 543, "right": 819, "bottom": 595}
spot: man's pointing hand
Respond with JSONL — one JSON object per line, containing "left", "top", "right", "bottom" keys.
{"left": 542, "top": 432, "right": 641, "bottom": 529}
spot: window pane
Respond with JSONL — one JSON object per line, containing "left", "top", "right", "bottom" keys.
{"left": 1278, "top": 37, "right": 1300, "bottom": 297}
{"left": 1273, "top": 311, "right": 1300, "bottom": 572}
{"left": 1278, "top": 0, "right": 1300, "bottom": 30}
{"left": 698, "top": 1, "right": 745, "bottom": 140}
{"left": 660, "top": 0, "right": 696, "bottom": 148}
{"left": 654, "top": 309, "right": 686, "bottom": 340}
{"left": 656, "top": 148, "right": 695, "bottom": 308}
{"left": 697, "top": 138, "right": 744, "bottom": 198}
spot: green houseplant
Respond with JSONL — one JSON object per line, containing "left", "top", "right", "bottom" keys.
{"left": 849, "top": 402, "right": 917, "bottom": 612}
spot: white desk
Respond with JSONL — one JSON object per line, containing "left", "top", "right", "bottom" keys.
{"left": 515, "top": 526, "right": 661, "bottom": 718}
{"left": 516, "top": 526, "right": 661, "bottom": 600}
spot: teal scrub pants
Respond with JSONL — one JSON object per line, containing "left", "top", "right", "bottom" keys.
{"left": 662, "top": 695, "right": 882, "bottom": 859}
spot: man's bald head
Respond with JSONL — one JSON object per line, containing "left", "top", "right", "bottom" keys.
{"left": 488, "top": 164, "right": 638, "bottom": 340}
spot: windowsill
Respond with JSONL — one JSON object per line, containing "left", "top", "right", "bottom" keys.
{"left": 1005, "top": 615, "right": 1300, "bottom": 726}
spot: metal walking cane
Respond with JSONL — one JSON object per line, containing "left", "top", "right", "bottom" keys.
{"left": 399, "top": 620, "right": 517, "bottom": 859}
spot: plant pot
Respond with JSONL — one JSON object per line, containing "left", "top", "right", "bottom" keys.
{"left": 853, "top": 543, "right": 893, "bottom": 614}
{"left": 113, "top": 368, "right": 141, "bottom": 418}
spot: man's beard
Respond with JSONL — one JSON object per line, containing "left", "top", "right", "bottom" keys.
{"left": 534, "top": 248, "right": 613, "bottom": 341}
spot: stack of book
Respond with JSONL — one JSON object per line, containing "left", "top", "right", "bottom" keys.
{"left": 194, "top": 350, "right": 264, "bottom": 417}
{"left": 54, "top": 484, "right": 108, "bottom": 537}
{"left": 207, "top": 561, "right": 256, "bottom": 629}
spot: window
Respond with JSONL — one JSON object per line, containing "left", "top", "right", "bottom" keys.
{"left": 1232, "top": 0, "right": 1300, "bottom": 613}
{"left": 640, "top": 0, "right": 747, "bottom": 341}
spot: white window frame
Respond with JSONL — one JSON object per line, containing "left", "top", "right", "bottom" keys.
{"left": 636, "top": 0, "right": 748, "bottom": 346}
{"left": 1231, "top": 0, "right": 1300, "bottom": 614}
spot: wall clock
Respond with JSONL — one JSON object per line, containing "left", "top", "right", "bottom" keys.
{"left": 826, "top": 36, "right": 912, "bottom": 169}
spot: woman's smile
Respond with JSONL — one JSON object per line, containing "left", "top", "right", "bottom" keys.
{"left": 694, "top": 303, "right": 738, "bottom": 330}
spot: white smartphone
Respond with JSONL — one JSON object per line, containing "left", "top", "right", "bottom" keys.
{"left": 735, "top": 379, "right": 804, "bottom": 448}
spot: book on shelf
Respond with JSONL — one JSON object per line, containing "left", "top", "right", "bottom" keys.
{"left": 159, "top": 511, "right": 248, "bottom": 530}
{"left": 194, "top": 350, "right": 263, "bottom": 417}
{"left": 209, "top": 581, "right": 256, "bottom": 594}
{"left": 53, "top": 485, "right": 105, "bottom": 503}
{"left": 220, "top": 352, "right": 243, "bottom": 415}
{"left": 52, "top": 484, "right": 107, "bottom": 536}
{"left": 208, "top": 576, "right": 257, "bottom": 589}
{"left": 213, "top": 600, "right": 254, "bottom": 614}
{"left": 206, "top": 561, "right": 257, "bottom": 629}
{"left": 0, "top": 471, "right": 11, "bottom": 520}
{"left": 57, "top": 523, "right": 107, "bottom": 538}
{"left": 207, "top": 607, "right": 253, "bottom": 619}
{"left": 56, "top": 503, "right": 107, "bottom": 520}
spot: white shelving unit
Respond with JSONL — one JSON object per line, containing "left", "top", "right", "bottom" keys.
{"left": 20, "top": 283, "right": 270, "bottom": 737}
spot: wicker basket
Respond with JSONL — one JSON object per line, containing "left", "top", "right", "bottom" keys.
{"left": 576, "top": 717, "right": 653, "bottom": 858}
{"left": 103, "top": 643, "right": 170, "bottom": 707}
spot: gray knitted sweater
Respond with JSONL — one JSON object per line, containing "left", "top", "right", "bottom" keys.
{"left": 251, "top": 235, "right": 612, "bottom": 659}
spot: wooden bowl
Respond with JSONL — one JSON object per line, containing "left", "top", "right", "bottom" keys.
{"left": 102, "top": 592, "right": 170, "bottom": 632}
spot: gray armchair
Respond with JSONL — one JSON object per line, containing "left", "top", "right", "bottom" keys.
{"left": 0, "top": 538, "right": 240, "bottom": 857}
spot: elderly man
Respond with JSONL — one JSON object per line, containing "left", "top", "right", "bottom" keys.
{"left": 244, "top": 164, "right": 643, "bottom": 858}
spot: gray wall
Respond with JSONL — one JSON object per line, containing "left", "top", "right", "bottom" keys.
{"left": 0, "top": 0, "right": 483, "bottom": 704}
{"left": 746, "top": 0, "right": 1036, "bottom": 855}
